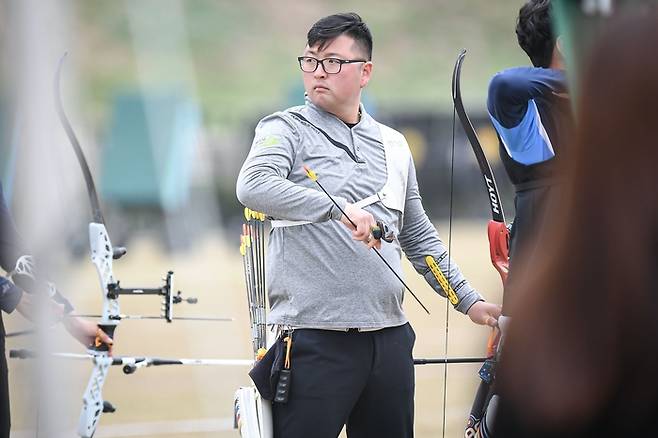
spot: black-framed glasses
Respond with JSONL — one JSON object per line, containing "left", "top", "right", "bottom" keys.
{"left": 297, "top": 56, "right": 367, "bottom": 74}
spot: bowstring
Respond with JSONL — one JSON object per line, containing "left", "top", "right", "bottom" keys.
{"left": 442, "top": 93, "right": 458, "bottom": 438}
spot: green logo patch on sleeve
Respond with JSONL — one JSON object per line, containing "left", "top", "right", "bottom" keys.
{"left": 254, "top": 134, "right": 281, "bottom": 148}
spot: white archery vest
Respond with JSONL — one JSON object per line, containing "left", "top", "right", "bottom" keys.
{"left": 271, "top": 123, "right": 411, "bottom": 228}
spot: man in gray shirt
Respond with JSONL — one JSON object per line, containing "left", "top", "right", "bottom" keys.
{"left": 236, "top": 12, "right": 501, "bottom": 438}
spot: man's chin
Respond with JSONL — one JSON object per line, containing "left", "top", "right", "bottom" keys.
{"left": 309, "top": 94, "right": 334, "bottom": 110}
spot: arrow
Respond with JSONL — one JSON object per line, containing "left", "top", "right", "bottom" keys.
{"left": 303, "top": 165, "right": 430, "bottom": 315}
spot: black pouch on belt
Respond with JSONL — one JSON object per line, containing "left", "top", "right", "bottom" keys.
{"left": 248, "top": 334, "right": 288, "bottom": 401}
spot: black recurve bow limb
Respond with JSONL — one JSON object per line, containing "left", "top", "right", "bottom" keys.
{"left": 451, "top": 49, "right": 510, "bottom": 438}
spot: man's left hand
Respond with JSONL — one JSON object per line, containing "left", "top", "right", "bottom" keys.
{"left": 63, "top": 317, "right": 114, "bottom": 355}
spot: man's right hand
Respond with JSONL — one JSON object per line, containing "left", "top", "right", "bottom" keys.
{"left": 467, "top": 301, "right": 502, "bottom": 328}
{"left": 340, "top": 203, "right": 382, "bottom": 249}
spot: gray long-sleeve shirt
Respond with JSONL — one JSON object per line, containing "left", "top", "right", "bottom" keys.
{"left": 236, "top": 98, "right": 483, "bottom": 329}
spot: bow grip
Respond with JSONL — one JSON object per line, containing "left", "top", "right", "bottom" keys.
{"left": 371, "top": 221, "right": 395, "bottom": 243}
{"left": 487, "top": 220, "right": 509, "bottom": 284}
{"left": 93, "top": 324, "right": 116, "bottom": 352}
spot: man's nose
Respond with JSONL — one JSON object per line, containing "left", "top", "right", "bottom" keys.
{"left": 313, "top": 63, "right": 327, "bottom": 79}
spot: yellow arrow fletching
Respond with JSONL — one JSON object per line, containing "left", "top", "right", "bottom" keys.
{"left": 303, "top": 165, "right": 318, "bottom": 182}
{"left": 243, "top": 207, "right": 266, "bottom": 221}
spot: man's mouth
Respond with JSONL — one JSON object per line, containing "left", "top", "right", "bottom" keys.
{"left": 314, "top": 85, "right": 329, "bottom": 92}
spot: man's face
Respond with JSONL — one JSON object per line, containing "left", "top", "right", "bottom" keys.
{"left": 301, "top": 34, "right": 372, "bottom": 116}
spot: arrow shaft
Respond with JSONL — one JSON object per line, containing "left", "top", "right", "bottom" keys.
{"left": 311, "top": 178, "right": 430, "bottom": 315}
{"left": 70, "top": 314, "right": 233, "bottom": 322}
{"left": 414, "top": 357, "right": 489, "bottom": 365}
{"left": 5, "top": 329, "right": 36, "bottom": 338}
{"left": 9, "top": 349, "right": 252, "bottom": 367}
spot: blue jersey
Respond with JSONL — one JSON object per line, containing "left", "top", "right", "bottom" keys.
{"left": 487, "top": 67, "right": 573, "bottom": 314}
{"left": 487, "top": 67, "right": 571, "bottom": 187}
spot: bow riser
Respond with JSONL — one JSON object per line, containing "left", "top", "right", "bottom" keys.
{"left": 89, "top": 223, "right": 119, "bottom": 332}
{"left": 487, "top": 221, "right": 510, "bottom": 285}
{"left": 78, "top": 357, "right": 112, "bottom": 437}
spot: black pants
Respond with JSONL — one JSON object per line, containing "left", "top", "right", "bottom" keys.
{"left": 272, "top": 323, "right": 416, "bottom": 438}
{"left": 503, "top": 186, "right": 553, "bottom": 315}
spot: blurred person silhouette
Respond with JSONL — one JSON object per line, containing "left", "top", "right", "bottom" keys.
{"left": 492, "top": 7, "right": 658, "bottom": 437}
{"left": 0, "top": 181, "right": 113, "bottom": 438}
{"left": 237, "top": 12, "right": 501, "bottom": 438}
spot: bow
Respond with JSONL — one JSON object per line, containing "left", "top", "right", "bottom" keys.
{"left": 451, "top": 49, "right": 510, "bottom": 437}
{"left": 55, "top": 54, "right": 121, "bottom": 437}
{"left": 53, "top": 53, "right": 206, "bottom": 437}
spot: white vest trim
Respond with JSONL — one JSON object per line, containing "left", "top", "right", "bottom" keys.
{"left": 376, "top": 122, "right": 411, "bottom": 213}
{"left": 270, "top": 123, "right": 411, "bottom": 228}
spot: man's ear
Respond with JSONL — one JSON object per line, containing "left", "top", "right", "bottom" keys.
{"left": 555, "top": 36, "right": 564, "bottom": 57}
{"left": 550, "top": 36, "right": 566, "bottom": 69}
{"left": 360, "top": 62, "right": 373, "bottom": 88}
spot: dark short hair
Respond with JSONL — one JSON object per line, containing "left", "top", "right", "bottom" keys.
{"left": 516, "top": 0, "right": 555, "bottom": 67}
{"left": 307, "top": 13, "right": 373, "bottom": 60}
